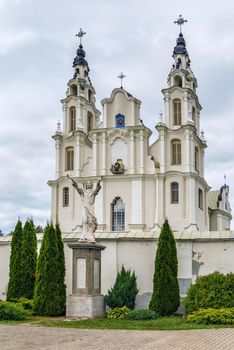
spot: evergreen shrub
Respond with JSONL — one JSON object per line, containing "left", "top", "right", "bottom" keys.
{"left": 0, "top": 301, "right": 26, "bottom": 320}
{"left": 149, "top": 219, "right": 180, "bottom": 316}
{"left": 184, "top": 272, "right": 234, "bottom": 314}
{"left": 106, "top": 306, "right": 130, "bottom": 319}
{"left": 125, "top": 308, "right": 158, "bottom": 320}
{"left": 187, "top": 308, "right": 234, "bottom": 325}
{"left": 105, "top": 266, "right": 138, "bottom": 309}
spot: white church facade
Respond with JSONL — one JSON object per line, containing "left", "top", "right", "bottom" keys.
{"left": 0, "top": 23, "right": 233, "bottom": 307}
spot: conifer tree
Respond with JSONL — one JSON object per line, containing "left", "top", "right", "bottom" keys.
{"left": 7, "top": 220, "right": 23, "bottom": 300}
{"left": 149, "top": 219, "right": 180, "bottom": 315}
{"left": 34, "top": 223, "right": 65, "bottom": 316}
{"left": 55, "top": 223, "right": 66, "bottom": 314}
{"left": 21, "top": 219, "right": 37, "bottom": 299}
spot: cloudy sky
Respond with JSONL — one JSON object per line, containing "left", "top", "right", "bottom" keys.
{"left": 0, "top": 0, "right": 234, "bottom": 233}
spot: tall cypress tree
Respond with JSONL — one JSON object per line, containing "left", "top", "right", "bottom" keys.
{"left": 21, "top": 219, "right": 37, "bottom": 299}
{"left": 149, "top": 219, "right": 180, "bottom": 315}
{"left": 7, "top": 220, "right": 23, "bottom": 300}
{"left": 34, "top": 223, "right": 65, "bottom": 316}
{"left": 55, "top": 223, "right": 66, "bottom": 315}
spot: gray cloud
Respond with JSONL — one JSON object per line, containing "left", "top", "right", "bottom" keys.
{"left": 0, "top": 0, "right": 234, "bottom": 232}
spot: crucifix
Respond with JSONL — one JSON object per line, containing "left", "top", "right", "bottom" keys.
{"left": 117, "top": 72, "right": 126, "bottom": 88}
{"left": 76, "top": 28, "right": 86, "bottom": 45}
{"left": 174, "top": 15, "right": 188, "bottom": 33}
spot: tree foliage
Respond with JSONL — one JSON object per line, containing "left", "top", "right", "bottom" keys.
{"left": 33, "top": 223, "right": 66, "bottom": 316}
{"left": 21, "top": 219, "right": 37, "bottom": 299}
{"left": 55, "top": 223, "right": 66, "bottom": 314}
{"left": 105, "top": 265, "right": 138, "bottom": 309}
{"left": 184, "top": 272, "right": 234, "bottom": 314}
{"left": 149, "top": 219, "right": 180, "bottom": 316}
{"left": 7, "top": 220, "right": 23, "bottom": 300}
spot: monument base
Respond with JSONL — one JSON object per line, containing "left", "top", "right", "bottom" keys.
{"left": 66, "top": 294, "right": 105, "bottom": 318}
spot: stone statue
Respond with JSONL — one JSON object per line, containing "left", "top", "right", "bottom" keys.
{"left": 67, "top": 175, "right": 103, "bottom": 243}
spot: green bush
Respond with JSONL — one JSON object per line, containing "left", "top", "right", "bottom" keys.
{"left": 184, "top": 272, "right": 234, "bottom": 314}
{"left": 125, "top": 308, "right": 158, "bottom": 320}
{"left": 0, "top": 301, "right": 26, "bottom": 320}
{"left": 106, "top": 306, "right": 130, "bottom": 319}
{"left": 105, "top": 266, "right": 138, "bottom": 309}
{"left": 187, "top": 308, "right": 234, "bottom": 325}
{"left": 9, "top": 297, "right": 34, "bottom": 311}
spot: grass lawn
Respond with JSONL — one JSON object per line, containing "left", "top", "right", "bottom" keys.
{"left": 1, "top": 315, "right": 234, "bottom": 330}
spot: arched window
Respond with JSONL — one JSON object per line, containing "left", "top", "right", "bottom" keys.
{"left": 69, "top": 107, "right": 76, "bottom": 132}
{"left": 198, "top": 189, "right": 203, "bottom": 210}
{"left": 88, "top": 89, "right": 92, "bottom": 102}
{"left": 195, "top": 146, "right": 199, "bottom": 172}
{"left": 63, "top": 187, "right": 69, "bottom": 206}
{"left": 192, "top": 106, "right": 196, "bottom": 123}
{"left": 173, "top": 99, "right": 182, "bottom": 125}
{"left": 111, "top": 197, "right": 125, "bottom": 231}
{"left": 171, "top": 182, "right": 179, "bottom": 204}
{"left": 171, "top": 139, "right": 181, "bottom": 165}
{"left": 70, "top": 84, "right": 77, "bottom": 96}
{"left": 174, "top": 75, "right": 182, "bottom": 87}
{"left": 87, "top": 112, "right": 93, "bottom": 132}
{"left": 65, "top": 147, "right": 74, "bottom": 170}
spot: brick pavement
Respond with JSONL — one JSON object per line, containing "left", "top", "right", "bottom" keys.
{"left": 0, "top": 325, "right": 234, "bottom": 350}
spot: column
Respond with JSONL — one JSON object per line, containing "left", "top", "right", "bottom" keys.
{"left": 129, "top": 130, "right": 135, "bottom": 174}
{"left": 75, "top": 136, "right": 81, "bottom": 177}
{"left": 184, "top": 129, "right": 191, "bottom": 172}
{"left": 164, "top": 93, "right": 170, "bottom": 126}
{"left": 77, "top": 102, "right": 84, "bottom": 129}
{"left": 139, "top": 130, "right": 144, "bottom": 174}
{"left": 62, "top": 106, "right": 67, "bottom": 133}
{"left": 55, "top": 138, "right": 62, "bottom": 177}
{"left": 101, "top": 132, "right": 107, "bottom": 175}
{"left": 183, "top": 91, "right": 189, "bottom": 122}
{"left": 159, "top": 129, "right": 165, "bottom": 173}
{"left": 92, "top": 133, "right": 98, "bottom": 176}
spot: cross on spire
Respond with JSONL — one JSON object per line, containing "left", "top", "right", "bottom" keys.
{"left": 117, "top": 72, "right": 126, "bottom": 88}
{"left": 76, "top": 28, "right": 86, "bottom": 45}
{"left": 174, "top": 15, "right": 188, "bottom": 33}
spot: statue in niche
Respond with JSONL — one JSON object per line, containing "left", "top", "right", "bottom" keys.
{"left": 110, "top": 159, "right": 125, "bottom": 174}
{"left": 67, "top": 175, "right": 103, "bottom": 243}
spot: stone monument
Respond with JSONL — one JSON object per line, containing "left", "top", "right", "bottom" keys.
{"left": 66, "top": 175, "right": 106, "bottom": 318}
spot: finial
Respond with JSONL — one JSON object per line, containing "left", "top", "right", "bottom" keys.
{"left": 224, "top": 174, "right": 227, "bottom": 186}
{"left": 117, "top": 72, "right": 126, "bottom": 88}
{"left": 174, "top": 14, "right": 188, "bottom": 33}
{"left": 200, "top": 129, "right": 205, "bottom": 141}
{"left": 56, "top": 121, "right": 62, "bottom": 133}
{"left": 159, "top": 111, "right": 163, "bottom": 122}
{"left": 76, "top": 28, "right": 86, "bottom": 45}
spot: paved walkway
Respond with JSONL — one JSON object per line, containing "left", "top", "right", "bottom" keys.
{"left": 0, "top": 325, "right": 234, "bottom": 350}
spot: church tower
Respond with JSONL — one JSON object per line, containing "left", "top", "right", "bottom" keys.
{"left": 49, "top": 29, "right": 101, "bottom": 231}
{"left": 152, "top": 15, "right": 209, "bottom": 231}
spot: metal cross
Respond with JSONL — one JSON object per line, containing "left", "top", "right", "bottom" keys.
{"left": 174, "top": 15, "right": 188, "bottom": 33}
{"left": 117, "top": 72, "right": 126, "bottom": 88}
{"left": 224, "top": 174, "right": 227, "bottom": 185}
{"left": 76, "top": 28, "right": 86, "bottom": 45}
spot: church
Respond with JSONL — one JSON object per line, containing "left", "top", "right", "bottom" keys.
{"left": 48, "top": 24, "right": 231, "bottom": 234}
{"left": 0, "top": 20, "right": 233, "bottom": 307}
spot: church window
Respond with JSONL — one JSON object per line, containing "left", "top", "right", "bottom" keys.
{"left": 116, "top": 113, "right": 125, "bottom": 128}
{"left": 65, "top": 147, "right": 74, "bottom": 171}
{"left": 198, "top": 189, "right": 203, "bottom": 210}
{"left": 87, "top": 112, "right": 93, "bottom": 132}
{"left": 173, "top": 99, "right": 181, "bottom": 125}
{"left": 174, "top": 75, "right": 182, "bottom": 87}
{"left": 195, "top": 146, "right": 199, "bottom": 172}
{"left": 63, "top": 187, "right": 69, "bottom": 206}
{"left": 192, "top": 106, "right": 196, "bottom": 123}
{"left": 171, "top": 139, "right": 181, "bottom": 165}
{"left": 70, "top": 84, "right": 77, "bottom": 96}
{"left": 69, "top": 107, "right": 76, "bottom": 132}
{"left": 88, "top": 89, "right": 92, "bottom": 102}
{"left": 171, "top": 182, "right": 179, "bottom": 203}
{"left": 111, "top": 197, "right": 125, "bottom": 231}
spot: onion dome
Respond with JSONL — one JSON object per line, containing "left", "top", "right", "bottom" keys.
{"left": 73, "top": 44, "right": 89, "bottom": 68}
{"left": 173, "top": 32, "right": 188, "bottom": 56}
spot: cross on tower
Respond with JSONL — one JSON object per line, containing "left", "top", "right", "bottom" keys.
{"left": 76, "top": 28, "right": 86, "bottom": 45}
{"left": 174, "top": 15, "right": 188, "bottom": 33}
{"left": 117, "top": 72, "right": 126, "bottom": 88}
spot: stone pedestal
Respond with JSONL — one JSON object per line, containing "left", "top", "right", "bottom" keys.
{"left": 66, "top": 242, "right": 106, "bottom": 318}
